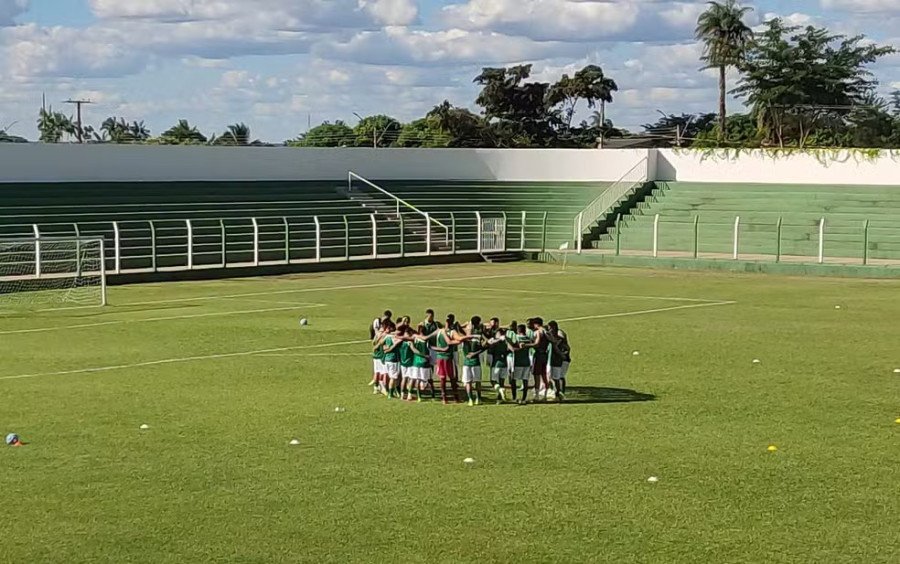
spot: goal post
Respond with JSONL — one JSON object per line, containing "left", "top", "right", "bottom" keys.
{"left": 0, "top": 237, "right": 107, "bottom": 309}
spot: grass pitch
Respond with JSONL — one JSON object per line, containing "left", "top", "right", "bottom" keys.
{"left": 1, "top": 263, "right": 898, "bottom": 564}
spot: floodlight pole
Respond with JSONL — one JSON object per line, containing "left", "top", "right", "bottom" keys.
{"left": 65, "top": 99, "right": 93, "bottom": 143}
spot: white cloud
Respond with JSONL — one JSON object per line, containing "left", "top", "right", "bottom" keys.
{"left": 0, "top": 0, "right": 27, "bottom": 26}
{"left": 819, "top": 0, "right": 900, "bottom": 12}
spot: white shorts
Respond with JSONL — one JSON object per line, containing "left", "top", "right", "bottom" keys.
{"left": 507, "top": 355, "right": 515, "bottom": 373}
{"left": 416, "top": 367, "right": 432, "bottom": 381}
{"left": 485, "top": 353, "right": 493, "bottom": 367}
{"left": 384, "top": 362, "right": 400, "bottom": 378}
{"left": 373, "top": 359, "right": 384, "bottom": 374}
{"left": 561, "top": 361, "right": 570, "bottom": 379}
{"left": 490, "top": 366, "right": 507, "bottom": 383}
{"left": 550, "top": 366, "right": 564, "bottom": 381}
{"left": 401, "top": 365, "right": 411, "bottom": 379}
{"left": 513, "top": 367, "right": 530, "bottom": 381}
{"left": 462, "top": 365, "right": 482, "bottom": 384}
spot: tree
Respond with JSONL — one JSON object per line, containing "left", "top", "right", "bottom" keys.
{"left": 733, "top": 19, "right": 894, "bottom": 147}
{"left": 395, "top": 118, "right": 451, "bottom": 148}
{"left": 288, "top": 121, "right": 355, "bottom": 147}
{"left": 427, "top": 101, "right": 496, "bottom": 148}
{"left": 0, "top": 122, "right": 27, "bottom": 143}
{"left": 160, "top": 119, "right": 208, "bottom": 145}
{"left": 474, "top": 65, "right": 557, "bottom": 147}
{"left": 213, "top": 123, "right": 252, "bottom": 146}
{"left": 695, "top": 0, "right": 754, "bottom": 143}
{"left": 130, "top": 121, "right": 150, "bottom": 141}
{"left": 353, "top": 115, "right": 402, "bottom": 148}
{"left": 643, "top": 112, "right": 718, "bottom": 146}
{"left": 37, "top": 108, "right": 75, "bottom": 143}
{"left": 548, "top": 64, "right": 618, "bottom": 131}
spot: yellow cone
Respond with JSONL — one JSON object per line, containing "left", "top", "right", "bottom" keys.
{"left": 895, "top": 418, "right": 900, "bottom": 424}
{"left": 767, "top": 445, "right": 778, "bottom": 452}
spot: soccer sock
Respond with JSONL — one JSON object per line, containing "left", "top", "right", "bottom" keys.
{"left": 511, "top": 380, "right": 518, "bottom": 400}
{"left": 440, "top": 378, "right": 448, "bottom": 399}
{"left": 521, "top": 384, "right": 528, "bottom": 401}
{"left": 560, "top": 379, "right": 567, "bottom": 394}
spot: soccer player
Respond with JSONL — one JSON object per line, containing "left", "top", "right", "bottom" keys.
{"left": 409, "top": 324, "right": 433, "bottom": 402}
{"left": 547, "top": 320, "right": 569, "bottom": 401}
{"left": 487, "top": 327, "right": 513, "bottom": 402}
{"left": 399, "top": 325, "right": 416, "bottom": 401}
{"left": 530, "top": 318, "right": 551, "bottom": 401}
{"left": 445, "top": 313, "right": 463, "bottom": 383}
{"left": 512, "top": 324, "right": 534, "bottom": 404}
{"left": 423, "top": 309, "right": 442, "bottom": 396}
{"left": 505, "top": 321, "right": 519, "bottom": 401}
{"left": 371, "top": 323, "right": 388, "bottom": 394}
{"left": 548, "top": 321, "right": 571, "bottom": 396}
{"left": 461, "top": 317, "right": 486, "bottom": 406}
{"left": 432, "top": 317, "right": 467, "bottom": 404}
{"left": 382, "top": 323, "right": 404, "bottom": 399}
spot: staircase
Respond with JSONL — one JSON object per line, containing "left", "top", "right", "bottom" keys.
{"left": 480, "top": 251, "right": 525, "bottom": 263}
{"left": 335, "top": 183, "right": 451, "bottom": 254}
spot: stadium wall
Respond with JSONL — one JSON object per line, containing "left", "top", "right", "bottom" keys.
{"left": 655, "top": 149, "right": 900, "bottom": 185}
{"left": 0, "top": 145, "right": 647, "bottom": 183}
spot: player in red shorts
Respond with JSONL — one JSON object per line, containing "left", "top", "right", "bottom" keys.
{"left": 432, "top": 316, "right": 470, "bottom": 404}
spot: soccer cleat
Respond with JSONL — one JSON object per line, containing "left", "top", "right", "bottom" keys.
{"left": 468, "top": 399, "right": 474, "bottom": 407}
{"left": 498, "top": 388, "right": 506, "bottom": 402}
{"left": 474, "top": 397, "right": 481, "bottom": 406}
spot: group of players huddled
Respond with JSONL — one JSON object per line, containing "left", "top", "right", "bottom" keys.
{"left": 369, "top": 309, "right": 571, "bottom": 405}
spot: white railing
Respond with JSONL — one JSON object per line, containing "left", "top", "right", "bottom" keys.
{"left": 348, "top": 171, "right": 449, "bottom": 243}
{"left": 573, "top": 157, "right": 649, "bottom": 253}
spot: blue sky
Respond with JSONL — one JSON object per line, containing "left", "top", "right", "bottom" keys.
{"left": 1, "top": 0, "right": 898, "bottom": 141}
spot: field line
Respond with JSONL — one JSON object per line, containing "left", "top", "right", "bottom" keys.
{"left": 0, "top": 304, "right": 327, "bottom": 336}
{"left": 255, "top": 352, "right": 371, "bottom": 358}
{"left": 418, "top": 284, "right": 730, "bottom": 304}
{"left": 112, "top": 271, "right": 554, "bottom": 308}
{"left": 558, "top": 300, "right": 736, "bottom": 323}
{"left": 0, "top": 339, "right": 372, "bottom": 382}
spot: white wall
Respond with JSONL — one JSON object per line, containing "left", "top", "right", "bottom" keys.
{"left": 656, "top": 149, "right": 900, "bottom": 185}
{"left": 0, "top": 145, "right": 648, "bottom": 183}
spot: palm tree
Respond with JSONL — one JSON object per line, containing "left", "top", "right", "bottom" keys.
{"left": 161, "top": 119, "right": 207, "bottom": 144}
{"left": 130, "top": 120, "right": 150, "bottom": 141}
{"left": 696, "top": 0, "right": 754, "bottom": 142}
{"left": 37, "top": 108, "right": 75, "bottom": 143}
{"left": 219, "top": 122, "right": 251, "bottom": 146}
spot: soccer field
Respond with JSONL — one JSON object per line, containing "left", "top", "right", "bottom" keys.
{"left": 1, "top": 263, "right": 898, "bottom": 564}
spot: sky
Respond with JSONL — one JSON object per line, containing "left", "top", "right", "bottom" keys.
{"left": 1, "top": 0, "right": 899, "bottom": 142}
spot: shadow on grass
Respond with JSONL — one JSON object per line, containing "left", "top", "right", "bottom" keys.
{"left": 552, "top": 386, "right": 656, "bottom": 405}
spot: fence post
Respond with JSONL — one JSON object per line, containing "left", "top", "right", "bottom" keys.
{"left": 732, "top": 216, "right": 741, "bottom": 260}
{"left": 475, "top": 212, "right": 483, "bottom": 253}
{"left": 541, "top": 212, "right": 548, "bottom": 253}
{"left": 251, "top": 217, "right": 260, "bottom": 266}
{"left": 314, "top": 216, "right": 321, "bottom": 263}
{"left": 99, "top": 239, "right": 107, "bottom": 306}
{"left": 343, "top": 216, "right": 350, "bottom": 260}
{"left": 283, "top": 217, "right": 290, "bottom": 264}
{"left": 32, "top": 224, "right": 41, "bottom": 278}
{"left": 112, "top": 221, "right": 121, "bottom": 274}
{"left": 149, "top": 221, "right": 158, "bottom": 271}
{"left": 73, "top": 223, "right": 82, "bottom": 276}
{"left": 576, "top": 212, "right": 584, "bottom": 254}
{"left": 775, "top": 217, "right": 782, "bottom": 263}
{"left": 818, "top": 217, "right": 825, "bottom": 264}
{"left": 501, "top": 212, "right": 508, "bottom": 252}
{"left": 425, "top": 213, "right": 431, "bottom": 257}
{"left": 862, "top": 219, "right": 869, "bottom": 266}
{"left": 186, "top": 219, "right": 193, "bottom": 270}
{"left": 615, "top": 214, "right": 622, "bottom": 256}
{"left": 520, "top": 211, "right": 526, "bottom": 251}
{"left": 400, "top": 214, "right": 406, "bottom": 258}
{"left": 450, "top": 212, "right": 457, "bottom": 254}
{"left": 693, "top": 215, "right": 699, "bottom": 259}
{"left": 371, "top": 214, "right": 378, "bottom": 258}
{"left": 219, "top": 219, "right": 225, "bottom": 267}
{"left": 652, "top": 214, "right": 660, "bottom": 258}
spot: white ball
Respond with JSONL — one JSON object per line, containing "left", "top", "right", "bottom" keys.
{"left": 463, "top": 457, "right": 475, "bottom": 464}
{"left": 299, "top": 318, "right": 308, "bottom": 326}
{"left": 289, "top": 439, "right": 300, "bottom": 446}
{"left": 835, "top": 305, "right": 842, "bottom": 310}
{"left": 632, "top": 351, "right": 640, "bottom": 356}
{"left": 894, "top": 369, "right": 900, "bottom": 374}
{"left": 752, "top": 359, "right": 761, "bottom": 364}
{"left": 647, "top": 476, "right": 659, "bottom": 483}
{"left": 139, "top": 424, "right": 150, "bottom": 430}
{"left": 334, "top": 407, "right": 346, "bottom": 413}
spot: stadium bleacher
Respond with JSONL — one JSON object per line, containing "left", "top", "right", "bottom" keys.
{"left": 592, "top": 182, "right": 900, "bottom": 263}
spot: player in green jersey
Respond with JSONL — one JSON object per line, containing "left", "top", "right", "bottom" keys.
{"left": 382, "top": 324, "right": 405, "bottom": 399}
{"left": 433, "top": 315, "right": 470, "bottom": 404}
{"left": 408, "top": 324, "right": 433, "bottom": 402}
{"left": 371, "top": 322, "right": 390, "bottom": 395}
{"left": 461, "top": 316, "right": 486, "bottom": 406}
{"left": 487, "top": 327, "right": 514, "bottom": 403}
{"left": 505, "top": 321, "right": 518, "bottom": 401}
{"left": 422, "top": 309, "right": 443, "bottom": 396}
{"left": 547, "top": 320, "right": 568, "bottom": 401}
{"left": 512, "top": 324, "right": 535, "bottom": 404}
{"left": 398, "top": 325, "right": 417, "bottom": 401}
{"left": 530, "top": 318, "right": 551, "bottom": 401}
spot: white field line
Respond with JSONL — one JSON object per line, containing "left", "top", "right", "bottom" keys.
{"left": 255, "top": 352, "right": 371, "bottom": 358}
{"left": 0, "top": 304, "right": 327, "bottom": 336}
{"left": 109, "top": 271, "right": 556, "bottom": 309}
{"left": 418, "top": 284, "right": 730, "bottom": 304}
{"left": 0, "top": 301, "right": 736, "bottom": 383}
{"left": 0, "top": 339, "right": 371, "bottom": 382}
{"left": 558, "top": 300, "right": 736, "bottom": 323}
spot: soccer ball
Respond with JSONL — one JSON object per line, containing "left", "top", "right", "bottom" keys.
{"left": 299, "top": 318, "right": 308, "bottom": 326}
{"left": 6, "top": 433, "right": 19, "bottom": 446}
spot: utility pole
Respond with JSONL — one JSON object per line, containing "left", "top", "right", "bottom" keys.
{"left": 65, "top": 99, "right": 93, "bottom": 143}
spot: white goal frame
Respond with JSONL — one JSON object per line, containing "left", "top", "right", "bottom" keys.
{"left": 0, "top": 237, "right": 107, "bottom": 308}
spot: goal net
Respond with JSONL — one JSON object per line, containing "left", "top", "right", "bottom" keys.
{"left": 0, "top": 238, "right": 107, "bottom": 310}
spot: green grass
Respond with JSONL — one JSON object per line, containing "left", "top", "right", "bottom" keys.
{"left": 1, "top": 263, "right": 898, "bottom": 564}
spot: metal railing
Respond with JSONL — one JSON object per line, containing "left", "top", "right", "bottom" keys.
{"left": 573, "top": 157, "right": 649, "bottom": 253}
{"left": 2, "top": 210, "right": 557, "bottom": 279}
{"left": 348, "top": 171, "right": 449, "bottom": 243}
{"left": 612, "top": 214, "right": 899, "bottom": 266}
